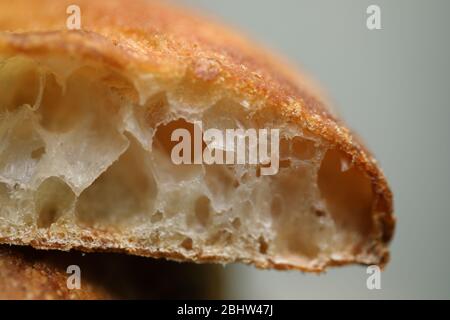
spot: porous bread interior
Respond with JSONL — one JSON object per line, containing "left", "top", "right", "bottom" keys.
{"left": 0, "top": 55, "right": 376, "bottom": 270}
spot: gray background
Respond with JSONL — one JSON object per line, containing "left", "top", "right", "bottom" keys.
{"left": 178, "top": 0, "right": 450, "bottom": 299}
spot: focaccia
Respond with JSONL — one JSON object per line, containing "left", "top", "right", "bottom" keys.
{"left": 0, "top": 0, "right": 395, "bottom": 272}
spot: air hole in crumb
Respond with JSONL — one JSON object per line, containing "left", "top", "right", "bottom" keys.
{"left": 75, "top": 136, "right": 157, "bottom": 227}
{"left": 181, "top": 237, "right": 193, "bottom": 250}
{"left": 195, "top": 196, "right": 211, "bottom": 227}
{"left": 37, "top": 207, "right": 58, "bottom": 228}
{"left": 318, "top": 149, "right": 374, "bottom": 235}
{"left": 258, "top": 236, "right": 269, "bottom": 254}
{"left": 38, "top": 72, "right": 86, "bottom": 133}
{"left": 153, "top": 119, "right": 206, "bottom": 161}
{"left": 0, "top": 56, "right": 41, "bottom": 112}
{"left": 31, "top": 146, "right": 46, "bottom": 160}
{"left": 151, "top": 210, "right": 163, "bottom": 223}
{"left": 152, "top": 119, "right": 205, "bottom": 181}
{"left": 232, "top": 217, "right": 241, "bottom": 229}
{"left": 314, "top": 207, "right": 326, "bottom": 217}
{"left": 35, "top": 177, "right": 75, "bottom": 228}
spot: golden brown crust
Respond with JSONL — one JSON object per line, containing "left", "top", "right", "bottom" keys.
{"left": 0, "top": 0, "right": 395, "bottom": 269}
{"left": 0, "top": 244, "right": 224, "bottom": 299}
{"left": 0, "top": 245, "right": 109, "bottom": 299}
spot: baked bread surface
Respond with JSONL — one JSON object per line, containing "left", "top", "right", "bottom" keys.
{"left": 0, "top": 245, "right": 222, "bottom": 299}
{"left": 0, "top": 0, "right": 395, "bottom": 271}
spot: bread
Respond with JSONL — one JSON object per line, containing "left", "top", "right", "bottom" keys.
{"left": 0, "top": 0, "right": 395, "bottom": 272}
{"left": 0, "top": 245, "right": 109, "bottom": 299}
{"left": 0, "top": 244, "right": 223, "bottom": 299}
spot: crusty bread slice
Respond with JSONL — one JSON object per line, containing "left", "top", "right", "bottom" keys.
{"left": 0, "top": 0, "right": 395, "bottom": 272}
